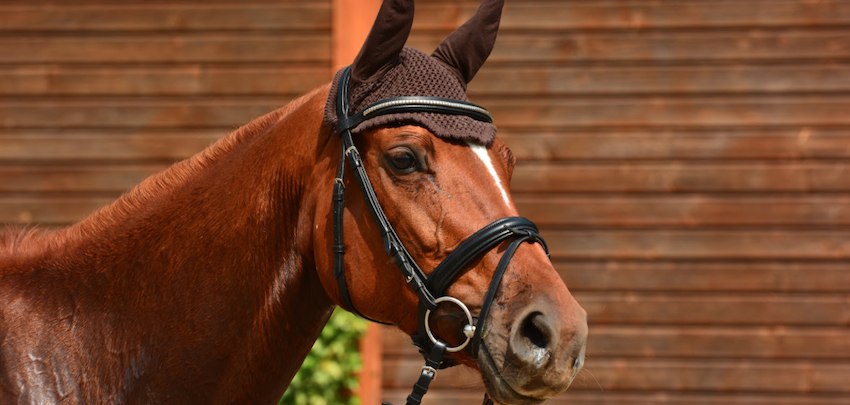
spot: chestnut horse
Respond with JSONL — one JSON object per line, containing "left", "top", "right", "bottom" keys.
{"left": 0, "top": 0, "right": 587, "bottom": 404}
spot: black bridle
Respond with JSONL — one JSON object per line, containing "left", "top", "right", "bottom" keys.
{"left": 332, "top": 66, "right": 548, "bottom": 405}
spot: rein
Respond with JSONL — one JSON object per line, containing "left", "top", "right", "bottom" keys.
{"left": 332, "top": 66, "right": 549, "bottom": 405}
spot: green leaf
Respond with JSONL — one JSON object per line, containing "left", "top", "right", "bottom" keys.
{"left": 278, "top": 309, "right": 369, "bottom": 405}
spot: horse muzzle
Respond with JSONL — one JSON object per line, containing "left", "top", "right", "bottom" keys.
{"left": 477, "top": 293, "right": 588, "bottom": 404}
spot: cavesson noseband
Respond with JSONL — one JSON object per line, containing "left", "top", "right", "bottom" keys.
{"left": 332, "top": 66, "right": 549, "bottom": 405}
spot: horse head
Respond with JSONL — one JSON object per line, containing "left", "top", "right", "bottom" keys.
{"left": 312, "top": 0, "right": 588, "bottom": 403}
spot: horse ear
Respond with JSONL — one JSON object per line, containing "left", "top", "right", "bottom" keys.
{"left": 432, "top": 0, "right": 504, "bottom": 85}
{"left": 350, "top": 0, "right": 415, "bottom": 85}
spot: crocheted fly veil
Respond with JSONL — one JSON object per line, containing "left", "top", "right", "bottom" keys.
{"left": 324, "top": 0, "right": 503, "bottom": 146}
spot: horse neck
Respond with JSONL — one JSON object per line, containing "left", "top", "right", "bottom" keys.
{"left": 25, "top": 86, "right": 338, "bottom": 401}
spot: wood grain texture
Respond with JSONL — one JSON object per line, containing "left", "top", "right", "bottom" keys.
{"left": 7, "top": 1, "right": 850, "bottom": 32}
{"left": 0, "top": 164, "right": 167, "bottom": 193}
{"left": 512, "top": 162, "right": 850, "bottom": 193}
{"left": 414, "top": 1, "right": 850, "bottom": 30}
{"left": 0, "top": 35, "right": 329, "bottom": 64}
{"left": 5, "top": 96, "right": 850, "bottom": 129}
{"left": 557, "top": 261, "right": 850, "bottom": 293}
{"left": 3, "top": 162, "right": 848, "bottom": 197}
{"left": 0, "top": 99, "right": 292, "bottom": 129}
{"left": 515, "top": 195, "right": 850, "bottom": 227}
{"left": 4, "top": 128, "right": 846, "bottom": 162}
{"left": 0, "top": 196, "right": 112, "bottom": 224}
{"left": 484, "top": 96, "right": 850, "bottom": 129}
{"left": 382, "top": 390, "right": 850, "bottom": 405}
{"left": 499, "top": 129, "right": 850, "bottom": 161}
{"left": 542, "top": 230, "right": 850, "bottom": 260}
{"left": 382, "top": 324, "right": 850, "bottom": 360}
{"left": 410, "top": 30, "right": 850, "bottom": 63}
{"left": 469, "top": 65, "right": 850, "bottom": 95}
{"left": 0, "top": 131, "right": 224, "bottom": 162}
{"left": 0, "top": 4, "right": 330, "bottom": 32}
{"left": 575, "top": 292, "right": 850, "bottom": 326}
{"left": 0, "top": 66, "right": 330, "bottom": 96}
{"left": 382, "top": 357, "right": 850, "bottom": 392}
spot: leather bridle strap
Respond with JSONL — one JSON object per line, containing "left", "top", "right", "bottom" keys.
{"left": 334, "top": 66, "right": 444, "bottom": 319}
{"left": 414, "top": 217, "right": 548, "bottom": 358}
{"left": 425, "top": 217, "right": 546, "bottom": 298}
{"left": 333, "top": 143, "right": 390, "bottom": 323}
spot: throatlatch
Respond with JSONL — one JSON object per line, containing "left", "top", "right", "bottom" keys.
{"left": 332, "top": 66, "right": 550, "bottom": 405}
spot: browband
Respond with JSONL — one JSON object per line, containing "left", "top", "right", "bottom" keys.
{"left": 338, "top": 96, "right": 494, "bottom": 132}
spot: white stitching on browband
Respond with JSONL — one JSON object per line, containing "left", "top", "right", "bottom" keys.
{"left": 362, "top": 98, "right": 493, "bottom": 122}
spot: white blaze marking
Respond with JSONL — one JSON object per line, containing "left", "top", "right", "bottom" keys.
{"left": 467, "top": 142, "right": 512, "bottom": 208}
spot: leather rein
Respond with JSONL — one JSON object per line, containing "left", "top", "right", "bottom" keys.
{"left": 332, "top": 66, "right": 549, "bottom": 405}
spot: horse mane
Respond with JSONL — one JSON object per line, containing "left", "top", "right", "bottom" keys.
{"left": 0, "top": 85, "right": 329, "bottom": 259}
{"left": 0, "top": 226, "right": 49, "bottom": 253}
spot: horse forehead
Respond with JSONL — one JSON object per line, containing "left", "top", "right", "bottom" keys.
{"left": 464, "top": 142, "right": 512, "bottom": 209}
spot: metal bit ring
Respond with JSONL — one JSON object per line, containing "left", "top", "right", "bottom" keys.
{"left": 424, "top": 296, "right": 475, "bottom": 352}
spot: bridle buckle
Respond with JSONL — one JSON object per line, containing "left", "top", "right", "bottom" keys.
{"left": 420, "top": 365, "right": 437, "bottom": 379}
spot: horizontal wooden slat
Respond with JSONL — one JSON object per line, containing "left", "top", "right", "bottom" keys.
{"left": 6, "top": 1, "right": 850, "bottom": 32}
{"left": 577, "top": 293, "right": 850, "bottom": 326}
{"left": 0, "top": 66, "right": 330, "bottom": 96}
{"left": 383, "top": 325, "right": 850, "bottom": 360}
{"left": 0, "top": 131, "right": 222, "bottom": 162}
{"left": 0, "top": 99, "right": 292, "bottom": 128}
{"left": 576, "top": 359, "right": 850, "bottom": 393}
{"left": 515, "top": 195, "right": 850, "bottom": 227}
{"left": 382, "top": 390, "right": 850, "bottom": 405}
{"left": 585, "top": 326, "right": 850, "bottom": 360}
{"left": 0, "top": 164, "right": 167, "bottom": 193}
{"left": 3, "top": 162, "right": 848, "bottom": 195}
{"left": 512, "top": 163, "right": 850, "bottom": 193}
{"left": 410, "top": 30, "right": 850, "bottom": 63}
{"left": 484, "top": 97, "right": 850, "bottom": 129}
{"left": 557, "top": 261, "right": 850, "bottom": 293}
{"left": 414, "top": 1, "right": 850, "bottom": 30}
{"left": 470, "top": 65, "right": 850, "bottom": 95}
{"left": 5, "top": 96, "right": 850, "bottom": 129}
{"left": 0, "top": 196, "right": 112, "bottom": 225}
{"left": 3, "top": 129, "right": 848, "bottom": 162}
{"left": 383, "top": 357, "right": 850, "bottom": 393}
{"left": 381, "top": 292, "right": 850, "bottom": 330}
{"left": 499, "top": 129, "right": 850, "bottom": 160}
{"left": 543, "top": 230, "right": 850, "bottom": 260}
{"left": 0, "top": 35, "right": 329, "bottom": 63}
{"left": 0, "top": 4, "right": 329, "bottom": 32}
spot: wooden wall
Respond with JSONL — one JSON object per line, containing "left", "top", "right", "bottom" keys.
{"left": 0, "top": 0, "right": 332, "bottom": 226}
{"left": 380, "top": 1, "right": 850, "bottom": 404}
{"left": 3, "top": 1, "right": 850, "bottom": 405}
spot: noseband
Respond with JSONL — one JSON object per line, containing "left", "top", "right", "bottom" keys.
{"left": 332, "top": 66, "right": 548, "bottom": 405}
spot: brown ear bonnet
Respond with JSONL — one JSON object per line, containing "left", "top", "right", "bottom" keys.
{"left": 324, "top": 0, "right": 504, "bottom": 146}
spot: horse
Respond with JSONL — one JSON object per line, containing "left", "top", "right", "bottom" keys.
{"left": 0, "top": 0, "right": 587, "bottom": 404}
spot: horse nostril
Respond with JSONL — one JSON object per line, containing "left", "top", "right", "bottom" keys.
{"left": 520, "top": 312, "right": 550, "bottom": 350}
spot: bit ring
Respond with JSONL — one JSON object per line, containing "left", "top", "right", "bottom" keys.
{"left": 424, "top": 296, "right": 475, "bottom": 352}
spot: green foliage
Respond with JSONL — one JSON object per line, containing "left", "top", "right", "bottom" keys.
{"left": 278, "top": 309, "right": 369, "bottom": 405}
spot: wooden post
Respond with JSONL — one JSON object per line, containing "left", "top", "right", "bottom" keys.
{"left": 333, "top": 0, "right": 382, "bottom": 71}
{"left": 333, "top": 2, "right": 385, "bottom": 404}
{"left": 357, "top": 324, "right": 383, "bottom": 404}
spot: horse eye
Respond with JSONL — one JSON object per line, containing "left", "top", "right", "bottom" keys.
{"left": 388, "top": 151, "right": 417, "bottom": 172}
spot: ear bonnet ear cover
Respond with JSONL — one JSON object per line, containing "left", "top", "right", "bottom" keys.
{"left": 324, "top": 47, "right": 497, "bottom": 146}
